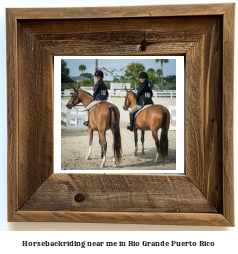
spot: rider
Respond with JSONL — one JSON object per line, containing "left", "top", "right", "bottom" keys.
{"left": 83, "top": 70, "right": 108, "bottom": 126}
{"left": 127, "top": 71, "right": 154, "bottom": 131}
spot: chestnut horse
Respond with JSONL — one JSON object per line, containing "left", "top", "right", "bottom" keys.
{"left": 123, "top": 89, "right": 170, "bottom": 163}
{"left": 66, "top": 88, "right": 122, "bottom": 168}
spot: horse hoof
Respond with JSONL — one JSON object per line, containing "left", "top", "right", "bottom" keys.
{"left": 133, "top": 153, "right": 137, "bottom": 156}
{"left": 154, "top": 159, "right": 159, "bottom": 163}
{"left": 113, "top": 164, "right": 117, "bottom": 168}
{"left": 85, "top": 156, "right": 89, "bottom": 160}
{"left": 141, "top": 151, "right": 145, "bottom": 155}
{"left": 100, "top": 164, "right": 105, "bottom": 168}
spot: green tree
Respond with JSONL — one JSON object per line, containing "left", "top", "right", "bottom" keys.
{"left": 125, "top": 62, "right": 145, "bottom": 91}
{"left": 147, "top": 71, "right": 159, "bottom": 89}
{"left": 155, "top": 59, "right": 169, "bottom": 91}
{"left": 79, "top": 64, "right": 86, "bottom": 86}
{"left": 61, "top": 60, "right": 69, "bottom": 76}
{"left": 147, "top": 68, "right": 155, "bottom": 73}
{"left": 165, "top": 75, "right": 176, "bottom": 83}
{"left": 80, "top": 72, "right": 93, "bottom": 79}
{"left": 164, "top": 75, "right": 176, "bottom": 90}
{"left": 99, "top": 66, "right": 127, "bottom": 89}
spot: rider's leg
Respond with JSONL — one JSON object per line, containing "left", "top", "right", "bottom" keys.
{"left": 83, "top": 100, "right": 101, "bottom": 126}
{"left": 127, "top": 105, "right": 142, "bottom": 131}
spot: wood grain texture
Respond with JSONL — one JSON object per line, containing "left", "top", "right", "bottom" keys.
{"left": 20, "top": 174, "right": 217, "bottom": 213}
{"left": 222, "top": 4, "right": 235, "bottom": 226}
{"left": 37, "top": 41, "right": 193, "bottom": 56}
{"left": 19, "top": 17, "right": 219, "bottom": 56}
{"left": 20, "top": 17, "right": 218, "bottom": 34}
{"left": 6, "top": 9, "right": 19, "bottom": 221}
{"left": 11, "top": 211, "right": 232, "bottom": 226}
{"left": 18, "top": 23, "right": 54, "bottom": 208}
{"left": 186, "top": 18, "right": 222, "bottom": 212}
{"left": 8, "top": 3, "right": 233, "bottom": 19}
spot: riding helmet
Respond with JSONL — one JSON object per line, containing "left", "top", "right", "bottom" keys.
{"left": 139, "top": 72, "right": 148, "bottom": 79}
{"left": 94, "top": 70, "right": 104, "bottom": 78}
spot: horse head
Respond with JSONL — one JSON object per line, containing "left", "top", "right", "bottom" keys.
{"left": 66, "top": 88, "right": 80, "bottom": 109}
{"left": 123, "top": 90, "right": 133, "bottom": 111}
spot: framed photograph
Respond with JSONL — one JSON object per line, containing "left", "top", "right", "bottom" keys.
{"left": 56, "top": 56, "right": 184, "bottom": 174}
{"left": 7, "top": 3, "right": 234, "bottom": 225}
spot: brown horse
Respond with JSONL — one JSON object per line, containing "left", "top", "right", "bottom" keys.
{"left": 66, "top": 88, "right": 122, "bottom": 168}
{"left": 123, "top": 89, "right": 170, "bottom": 163}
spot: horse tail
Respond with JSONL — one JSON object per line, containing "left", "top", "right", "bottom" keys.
{"left": 109, "top": 106, "right": 122, "bottom": 162}
{"left": 160, "top": 111, "right": 168, "bottom": 159}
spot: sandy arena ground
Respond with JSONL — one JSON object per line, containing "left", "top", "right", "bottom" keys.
{"left": 61, "top": 97, "right": 176, "bottom": 171}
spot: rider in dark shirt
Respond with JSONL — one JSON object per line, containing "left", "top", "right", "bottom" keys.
{"left": 127, "top": 72, "right": 153, "bottom": 131}
{"left": 83, "top": 70, "right": 108, "bottom": 126}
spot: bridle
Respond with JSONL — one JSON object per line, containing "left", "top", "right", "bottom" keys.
{"left": 72, "top": 90, "right": 79, "bottom": 106}
{"left": 123, "top": 91, "right": 130, "bottom": 111}
{"left": 67, "top": 90, "right": 80, "bottom": 109}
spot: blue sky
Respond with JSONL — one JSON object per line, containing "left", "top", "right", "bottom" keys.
{"left": 62, "top": 58, "right": 176, "bottom": 81}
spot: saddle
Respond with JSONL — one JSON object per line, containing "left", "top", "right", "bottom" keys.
{"left": 134, "top": 104, "right": 153, "bottom": 119}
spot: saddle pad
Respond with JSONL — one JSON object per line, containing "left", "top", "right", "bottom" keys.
{"left": 88, "top": 101, "right": 114, "bottom": 113}
{"left": 134, "top": 104, "right": 153, "bottom": 119}
{"left": 89, "top": 106, "right": 96, "bottom": 113}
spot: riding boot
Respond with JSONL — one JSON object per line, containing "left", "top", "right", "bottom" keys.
{"left": 83, "top": 110, "right": 89, "bottom": 126}
{"left": 127, "top": 112, "right": 134, "bottom": 131}
{"left": 83, "top": 121, "right": 88, "bottom": 126}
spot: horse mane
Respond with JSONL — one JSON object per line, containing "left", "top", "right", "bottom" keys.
{"left": 131, "top": 91, "right": 137, "bottom": 98}
{"left": 80, "top": 89, "right": 93, "bottom": 98}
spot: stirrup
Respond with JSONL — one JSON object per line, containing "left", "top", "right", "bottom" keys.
{"left": 83, "top": 121, "right": 88, "bottom": 126}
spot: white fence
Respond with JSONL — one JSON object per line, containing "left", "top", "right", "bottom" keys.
{"left": 61, "top": 101, "right": 87, "bottom": 130}
{"left": 61, "top": 89, "right": 93, "bottom": 97}
{"left": 110, "top": 82, "right": 131, "bottom": 90}
{"left": 62, "top": 89, "right": 176, "bottom": 98}
{"left": 108, "top": 90, "right": 176, "bottom": 98}
{"left": 168, "top": 106, "right": 176, "bottom": 131}
{"left": 154, "top": 91, "right": 176, "bottom": 98}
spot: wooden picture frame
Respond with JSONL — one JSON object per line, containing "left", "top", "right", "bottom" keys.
{"left": 7, "top": 3, "right": 234, "bottom": 226}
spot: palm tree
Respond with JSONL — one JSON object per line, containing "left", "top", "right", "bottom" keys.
{"left": 156, "top": 68, "right": 162, "bottom": 90}
{"left": 155, "top": 59, "right": 169, "bottom": 91}
{"left": 79, "top": 64, "right": 86, "bottom": 87}
{"left": 147, "top": 68, "right": 155, "bottom": 73}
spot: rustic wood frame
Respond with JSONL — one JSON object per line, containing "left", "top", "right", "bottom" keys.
{"left": 7, "top": 4, "right": 234, "bottom": 226}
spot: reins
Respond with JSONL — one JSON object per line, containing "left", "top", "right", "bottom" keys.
{"left": 71, "top": 90, "right": 80, "bottom": 109}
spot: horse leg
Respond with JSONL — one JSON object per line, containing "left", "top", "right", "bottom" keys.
{"left": 133, "top": 127, "right": 138, "bottom": 156}
{"left": 99, "top": 138, "right": 103, "bottom": 158}
{"left": 111, "top": 134, "right": 117, "bottom": 167}
{"left": 85, "top": 128, "right": 93, "bottom": 160}
{"left": 141, "top": 130, "right": 145, "bottom": 155}
{"left": 166, "top": 129, "right": 169, "bottom": 163}
{"left": 151, "top": 130, "right": 160, "bottom": 163}
{"left": 99, "top": 131, "right": 107, "bottom": 168}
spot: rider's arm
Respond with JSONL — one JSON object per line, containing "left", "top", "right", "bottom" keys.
{"left": 136, "top": 83, "right": 145, "bottom": 102}
{"left": 93, "top": 83, "right": 99, "bottom": 100}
